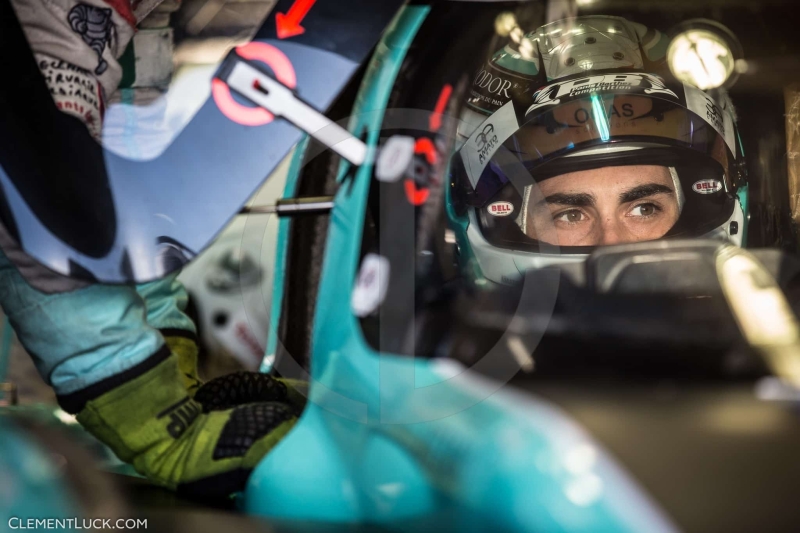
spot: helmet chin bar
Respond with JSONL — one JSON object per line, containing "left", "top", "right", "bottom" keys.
{"left": 466, "top": 198, "right": 745, "bottom": 286}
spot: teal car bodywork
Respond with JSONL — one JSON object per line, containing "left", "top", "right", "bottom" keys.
{"left": 0, "top": 418, "right": 81, "bottom": 527}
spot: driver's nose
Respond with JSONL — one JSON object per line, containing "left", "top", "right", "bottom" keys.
{"left": 597, "top": 216, "right": 634, "bottom": 246}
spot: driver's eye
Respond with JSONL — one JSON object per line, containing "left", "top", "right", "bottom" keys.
{"left": 629, "top": 203, "right": 660, "bottom": 217}
{"left": 554, "top": 210, "right": 586, "bottom": 224}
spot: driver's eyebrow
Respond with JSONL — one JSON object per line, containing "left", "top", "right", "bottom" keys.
{"left": 535, "top": 192, "right": 595, "bottom": 208}
{"left": 619, "top": 183, "right": 674, "bottom": 204}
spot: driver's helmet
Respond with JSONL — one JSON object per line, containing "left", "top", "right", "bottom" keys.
{"left": 448, "top": 15, "right": 747, "bottom": 285}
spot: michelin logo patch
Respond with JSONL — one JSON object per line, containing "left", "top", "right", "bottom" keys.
{"left": 526, "top": 73, "right": 679, "bottom": 115}
{"left": 68, "top": 3, "right": 116, "bottom": 75}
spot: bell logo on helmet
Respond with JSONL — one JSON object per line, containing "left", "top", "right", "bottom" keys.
{"left": 692, "top": 179, "right": 723, "bottom": 194}
{"left": 526, "top": 73, "right": 679, "bottom": 115}
{"left": 488, "top": 201, "right": 515, "bottom": 217}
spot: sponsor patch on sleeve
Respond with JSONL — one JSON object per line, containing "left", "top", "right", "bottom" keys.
{"left": 37, "top": 53, "right": 103, "bottom": 139}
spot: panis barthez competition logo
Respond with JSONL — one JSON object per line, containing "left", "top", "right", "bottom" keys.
{"left": 526, "top": 73, "right": 679, "bottom": 115}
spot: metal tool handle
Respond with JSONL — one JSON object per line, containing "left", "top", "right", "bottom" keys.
{"left": 226, "top": 61, "right": 367, "bottom": 166}
{"left": 241, "top": 196, "right": 335, "bottom": 216}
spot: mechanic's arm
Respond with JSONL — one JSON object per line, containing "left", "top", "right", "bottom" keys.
{"left": 10, "top": 0, "right": 137, "bottom": 139}
{"left": 1, "top": 0, "right": 304, "bottom": 498}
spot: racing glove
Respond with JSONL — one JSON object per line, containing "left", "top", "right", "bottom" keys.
{"left": 164, "top": 331, "right": 204, "bottom": 397}
{"left": 164, "top": 330, "right": 308, "bottom": 414}
{"left": 141, "top": 274, "right": 307, "bottom": 408}
{"left": 195, "top": 371, "right": 308, "bottom": 412}
{"left": 73, "top": 350, "right": 299, "bottom": 498}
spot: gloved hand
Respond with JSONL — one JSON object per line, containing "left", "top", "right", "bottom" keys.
{"left": 195, "top": 371, "right": 308, "bottom": 413}
{"left": 164, "top": 331, "right": 308, "bottom": 412}
{"left": 75, "top": 352, "right": 298, "bottom": 499}
{"left": 164, "top": 332, "right": 203, "bottom": 396}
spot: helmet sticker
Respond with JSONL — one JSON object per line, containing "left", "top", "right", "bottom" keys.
{"left": 553, "top": 96, "right": 653, "bottom": 127}
{"left": 683, "top": 84, "right": 737, "bottom": 154}
{"left": 472, "top": 68, "right": 514, "bottom": 105}
{"left": 376, "top": 135, "right": 415, "bottom": 183}
{"left": 487, "top": 201, "right": 515, "bottom": 217}
{"left": 460, "top": 100, "right": 519, "bottom": 188}
{"left": 351, "top": 254, "right": 390, "bottom": 318}
{"left": 692, "top": 179, "right": 723, "bottom": 194}
{"left": 526, "top": 73, "right": 679, "bottom": 115}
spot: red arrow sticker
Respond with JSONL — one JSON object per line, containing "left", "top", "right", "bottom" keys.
{"left": 276, "top": 0, "right": 317, "bottom": 39}
{"left": 414, "top": 138, "right": 438, "bottom": 165}
{"left": 213, "top": 42, "right": 297, "bottom": 126}
{"left": 429, "top": 84, "right": 452, "bottom": 132}
{"left": 405, "top": 180, "right": 430, "bottom": 206}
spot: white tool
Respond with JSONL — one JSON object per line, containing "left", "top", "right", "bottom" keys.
{"left": 226, "top": 61, "right": 367, "bottom": 166}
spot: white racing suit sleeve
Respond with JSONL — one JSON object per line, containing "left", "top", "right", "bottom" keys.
{"left": 2, "top": 0, "right": 137, "bottom": 292}
{"left": 0, "top": 0, "right": 195, "bottom": 399}
{"left": 9, "top": 0, "right": 137, "bottom": 139}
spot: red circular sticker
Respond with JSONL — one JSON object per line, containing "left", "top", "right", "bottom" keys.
{"left": 488, "top": 201, "right": 515, "bottom": 217}
{"left": 212, "top": 42, "right": 297, "bottom": 126}
{"left": 692, "top": 179, "right": 723, "bottom": 194}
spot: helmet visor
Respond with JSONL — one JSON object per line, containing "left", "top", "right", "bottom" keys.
{"left": 455, "top": 73, "right": 738, "bottom": 209}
